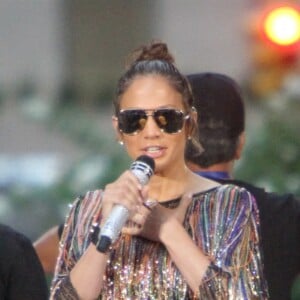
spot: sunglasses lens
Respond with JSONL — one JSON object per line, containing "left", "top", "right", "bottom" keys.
{"left": 154, "top": 109, "right": 185, "bottom": 133}
{"left": 118, "top": 109, "right": 187, "bottom": 134}
{"left": 118, "top": 110, "right": 146, "bottom": 134}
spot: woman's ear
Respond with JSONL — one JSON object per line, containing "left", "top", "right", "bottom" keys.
{"left": 187, "top": 106, "right": 198, "bottom": 136}
{"left": 191, "top": 106, "right": 198, "bottom": 122}
{"left": 235, "top": 132, "right": 246, "bottom": 160}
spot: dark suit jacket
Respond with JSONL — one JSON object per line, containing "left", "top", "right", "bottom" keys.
{"left": 0, "top": 224, "right": 48, "bottom": 300}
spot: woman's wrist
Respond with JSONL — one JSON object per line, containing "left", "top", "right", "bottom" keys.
{"left": 90, "top": 223, "right": 110, "bottom": 254}
{"left": 159, "top": 217, "right": 182, "bottom": 244}
{"left": 90, "top": 222, "right": 122, "bottom": 254}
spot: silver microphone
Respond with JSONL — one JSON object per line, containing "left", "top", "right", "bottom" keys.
{"left": 97, "top": 155, "right": 155, "bottom": 252}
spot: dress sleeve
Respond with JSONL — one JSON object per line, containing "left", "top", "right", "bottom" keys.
{"left": 50, "top": 190, "right": 104, "bottom": 299}
{"left": 192, "top": 185, "right": 269, "bottom": 299}
{"left": 50, "top": 276, "right": 80, "bottom": 300}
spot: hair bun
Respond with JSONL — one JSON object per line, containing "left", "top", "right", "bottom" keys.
{"left": 126, "top": 40, "right": 175, "bottom": 68}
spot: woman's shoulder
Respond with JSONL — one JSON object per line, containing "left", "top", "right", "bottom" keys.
{"left": 61, "top": 190, "right": 105, "bottom": 241}
{"left": 191, "top": 184, "right": 257, "bottom": 222}
{"left": 193, "top": 183, "right": 256, "bottom": 209}
{"left": 189, "top": 173, "right": 252, "bottom": 197}
{"left": 218, "top": 183, "right": 257, "bottom": 204}
{"left": 65, "top": 189, "right": 104, "bottom": 224}
{"left": 217, "top": 183, "right": 253, "bottom": 194}
{"left": 70, "top": 189, "right": 104, "bottom": 208}
{"left": 193, "top": 182, "right": 251, "bottom": 196}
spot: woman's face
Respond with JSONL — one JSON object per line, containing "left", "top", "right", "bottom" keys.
{"left": 113, "top": 75, "right": 189, "bottom": 175}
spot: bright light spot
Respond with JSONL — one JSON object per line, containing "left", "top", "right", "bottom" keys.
{"left": 264, "top": 6, "right": 300, "bottom": 46}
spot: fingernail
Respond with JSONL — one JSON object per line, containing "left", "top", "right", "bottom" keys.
{"left": 143, "top": 198, "right": 158, "bottom": 210}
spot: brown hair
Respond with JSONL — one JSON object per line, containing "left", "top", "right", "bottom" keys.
{"left": 114, "top": 41, "right": 201, "bottom": 152}
{"left": 124, "top": 41, "right": 175, "bottom": 68}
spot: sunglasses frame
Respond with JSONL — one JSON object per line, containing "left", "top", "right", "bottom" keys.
{"left": 116, "top": 108, "right": 190, "bottom": 135}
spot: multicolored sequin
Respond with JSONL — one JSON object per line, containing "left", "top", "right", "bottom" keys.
{"left": 51, "top": 184, "right": 269, "bottom": 299}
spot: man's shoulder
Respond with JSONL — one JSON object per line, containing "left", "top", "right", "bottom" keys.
{"left": 0, "top": 224, "right": 35, "bottom": 253}
{"left": 0, "top": 224, "right": 37, "bottom": 268}
{"left": 0, "top": 224, "right": 31, "bottom": 245}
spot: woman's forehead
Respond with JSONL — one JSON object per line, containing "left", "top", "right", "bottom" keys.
{"left": 120, "top": 75, "right": 184, "bottom": 109}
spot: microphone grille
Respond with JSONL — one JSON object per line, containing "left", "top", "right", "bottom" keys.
{"left": 130, "top": 155, "right": 155, "bottom": 185}
{"left": 136, "top": 155, "right": 155, "bottom": 171}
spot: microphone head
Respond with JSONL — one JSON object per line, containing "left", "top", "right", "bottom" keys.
{"left": 130, "top": 155, "right": 155, "bottom": 185}
{"left": 136, "top": 155, "right": 155, "bottom": 171}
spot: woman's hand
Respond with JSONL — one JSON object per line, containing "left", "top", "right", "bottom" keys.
{"left": 100, "top": 170, "right": 146, "bottom": 225}
{"left": 123, "top": 193, "right": 193, "bottom": 242}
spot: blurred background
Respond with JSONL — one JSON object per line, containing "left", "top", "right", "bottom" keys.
{"left": 0, "top": 0, "right": 299, "bottom": 280}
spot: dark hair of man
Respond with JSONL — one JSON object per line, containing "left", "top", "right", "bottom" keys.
{"left": 185, "top": 72, "right": 245, "bottom": 168}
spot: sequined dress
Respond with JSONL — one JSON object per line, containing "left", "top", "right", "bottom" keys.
{"left": 51, "top": 184, "right": 269, "bottom": 299}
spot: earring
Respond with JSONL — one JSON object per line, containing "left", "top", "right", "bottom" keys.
{"left": 118, "top": 140, "right": 124, "bottom": 146}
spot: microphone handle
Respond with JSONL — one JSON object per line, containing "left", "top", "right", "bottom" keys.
{"left": 97, "top": 156, "right": 154, "bottom": 253}
{"left": 99, "top": 205, "right": 129, "bottom": 246}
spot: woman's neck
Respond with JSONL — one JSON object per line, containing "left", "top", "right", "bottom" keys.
{"left": 148, "top": 167, "right": 192, "bottom": 202}
{"left": 149, "top": 165, "right": 221, "bottom": 202}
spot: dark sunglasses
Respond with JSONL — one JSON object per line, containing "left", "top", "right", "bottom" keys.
{"left": 116, "top": 108, "right": 190, "bottom": 135}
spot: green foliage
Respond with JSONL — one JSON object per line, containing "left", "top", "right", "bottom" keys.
{"left": 2, "top": 98, "right": 130, "bottom": 239}
{"left": 291, "top": 275, "right": 300, "bottom": 300}
{"left": 235, "top": 94, "right": 300, "bottom": 196}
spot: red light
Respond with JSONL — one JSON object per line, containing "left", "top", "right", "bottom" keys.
{"left": 261, "top": 5, "right": 300, "bottom": 50}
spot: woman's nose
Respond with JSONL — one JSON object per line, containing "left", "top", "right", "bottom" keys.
{"left": 142, "top": 115, "right": 161, "bottom": 137}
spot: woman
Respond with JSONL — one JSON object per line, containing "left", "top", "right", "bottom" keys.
{"left": 50, "top": 41, "right": 268, "bottom": 299}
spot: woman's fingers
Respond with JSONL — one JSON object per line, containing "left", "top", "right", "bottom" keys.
{"left": 122, "top": 205, "right": 151, "bottom": 235}
{"left": 143, "top": 198, "right": 158, "bottom": 211}
{"left": 102, "top": 171, "right": 145, "bottom": 217}
{"left": 122, "top": 194, "right": 193, "bottom": 239}
{"left": 122, "top": 218, "right": 143, "bottom": 235}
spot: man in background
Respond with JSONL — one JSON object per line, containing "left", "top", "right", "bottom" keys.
{"left": 0, "top": 223, "right": 48, "bottom": 299}
{"left": 185, "top": 72, "right": 300, "bottom": 300}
